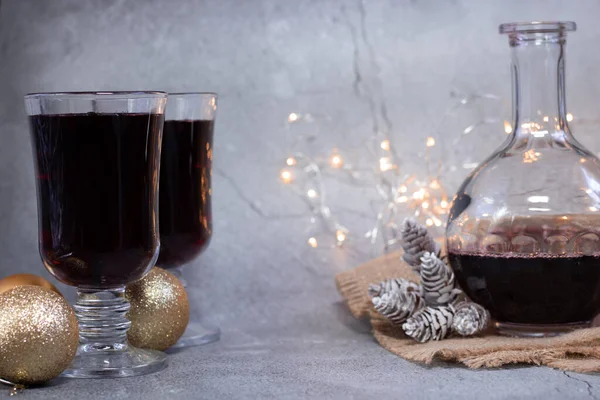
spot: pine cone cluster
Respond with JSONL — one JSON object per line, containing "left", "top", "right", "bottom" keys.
{"left": 402, "top": 305, "right": 455, "bottom": 342}
{"left": 368, "top": 278, "right": 420, "bottom": 298}
{"left": 419, "top": 252, "right": 463, "bottom": 305}
{"left": 400, "top": 218, "right": 440, "bottom": 271}
{"left": 452, "top": 302, "right": 490, "bottom": 336}
{"left": 367, "top": 219, "right": 489, "bottom": 342}
{"left": 372, "top": 287, "right": 424, "bottom": 325}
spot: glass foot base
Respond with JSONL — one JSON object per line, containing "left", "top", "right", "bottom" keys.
{"left": 170, "top": 321, "right": 220, "bottom": 349}
{"left": 495, "top": 320, "right": 591, "bottom": 338}
{"left": 61, "top": 344, "right": 167, "bottom": 378}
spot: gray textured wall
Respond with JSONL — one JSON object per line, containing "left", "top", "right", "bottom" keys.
{"left": 1, "top": 0, "right": 600, "bottom": 339}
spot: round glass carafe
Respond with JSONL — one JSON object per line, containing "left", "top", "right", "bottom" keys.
{"left": 446, "top": 22, "right": 600, "bottom": 337}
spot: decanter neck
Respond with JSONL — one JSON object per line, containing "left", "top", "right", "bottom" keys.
{"left": 509, "top": 29, "right": 570, "bottom": 139}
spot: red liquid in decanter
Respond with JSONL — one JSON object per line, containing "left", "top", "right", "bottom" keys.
{"left": 448, "top": 216, "right": 600, "bottom": 325}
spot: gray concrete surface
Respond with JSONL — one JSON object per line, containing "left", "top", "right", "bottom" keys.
{"left": 2, "top": 0, "right": 600, "bottom": 398}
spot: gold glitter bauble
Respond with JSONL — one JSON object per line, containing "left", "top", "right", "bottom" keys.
{"left": 0, "top": 274, "right": 62, "bottom": 297}
{"left": 0, "top": 286, "right": 78, "bottom": 384}
{"left": 126, "top": 267, "right": 189, "bottom": 351}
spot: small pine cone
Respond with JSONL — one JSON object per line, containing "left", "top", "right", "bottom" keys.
{"left": 400, "top": 218, "right": 440, "bottom": 270}
{"left": 368, "top": 278, "right": 420, "bottom": 298}
{"left": 420, "top": 252, "right": 463, "bottom": 306}
{"left": 372, "top": 285, "right": 424, "bottom": 325}
{"left": 452, "top": 302, "right": 490, "bottom": 336}
{"left": 402, "top": 305, "right": 455, "bottom": 342}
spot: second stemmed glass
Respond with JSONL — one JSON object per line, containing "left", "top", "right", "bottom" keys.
{"left": 25, "top": 91, "right": 167, "bottom": 377}
{"left": 158, "top": 93, "right": 220, "bottom": 347}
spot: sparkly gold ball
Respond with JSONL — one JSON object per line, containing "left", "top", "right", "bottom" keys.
{"left": 0, "top": 286, "right": 78, "bottom": 384}
{"left": 0, "top": 274, "right": 62, "bottom": 297}
{"left": 126, "top": 267, "right": 189, "bottom": 351}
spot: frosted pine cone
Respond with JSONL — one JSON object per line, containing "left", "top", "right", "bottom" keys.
{"left": 400, "top": 218, "right": 440, "bottom": 270}
{"left": 402, "top": 305, "right": 455, "bottom": 342}
{"left": 372, "top": 284, "right": 424, "bottom": 325}
{"left": 452, "top": 302, "right": 489, "bottom": 336}
{"left": 368, "top": 278, "right": 420, "bottom": 298}
{"left": 419, "top": 252, "right": 463, "bottom": 305}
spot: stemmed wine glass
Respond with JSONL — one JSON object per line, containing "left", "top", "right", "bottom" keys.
{"left": 158, "top": 92, "right": 220, "bottom": 347}
{"left": 25, "top": 91, "right": 167, "bottom": 378}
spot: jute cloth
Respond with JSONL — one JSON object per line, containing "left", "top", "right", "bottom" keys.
{"left": 335, "top": 251, "right": 600, "bottom": 372}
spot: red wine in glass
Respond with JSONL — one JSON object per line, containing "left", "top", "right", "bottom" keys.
{"left": 31, "top": 113, "right": 163, "bottom": 287}
{"left": 158, "top": 119, "right": 214, "bottom": 268}
{"left": 156, "top": 92, "right": 220, "bottom": 348}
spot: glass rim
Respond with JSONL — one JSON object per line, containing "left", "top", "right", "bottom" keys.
{"left": 24, "top": 91, "right": 168, "bottom": 100}
{"left": 168, "top": 92, "right": 218, "bottom": 97}
{"left": 499, "top": 21, "right": 576, "bottom": 34}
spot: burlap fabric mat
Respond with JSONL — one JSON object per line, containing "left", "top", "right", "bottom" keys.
{"left": 335, "top": 251, "right": 600, "bottom": 372}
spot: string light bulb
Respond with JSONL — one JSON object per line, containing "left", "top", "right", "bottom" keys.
{"left": 330, "top": 154, "right": 343, "bottom": 168}
{"left": 504, "top": 121, "right": 512, "bottom": 134}
{"left": 286, "top": 157, "right": 296, "bottom": 166}
{"left": 288, "top": 112, "right": 299, "bottom": 122}
{"left": 412, "top": 188, "right": 426, "bottom": 200}
{"left": 280, "top": 170, "right": 293, "bottom": 184}
{"left": 567, "top": 113, "right": 574, "bottom": 122}
{"left": 379, "top": 157, "right": 394, "bottom": 172}
{"left": 308, "top": 237, "right": 318, "bottom": 248}
{"left": 307, "top": 189, "right": 317, "bottom": 198}
{"left": 426, "top": 137, "right": 436, "bottom": 147}
{"left": 336, "top": 229, "right": 347, "bottom": 244}
{"left": 380, "top": 140, "right": 390, "bottom": 151}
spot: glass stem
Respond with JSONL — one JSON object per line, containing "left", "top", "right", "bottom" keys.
{"left": 73, "top": 287, "right": 131, "bottom": 352}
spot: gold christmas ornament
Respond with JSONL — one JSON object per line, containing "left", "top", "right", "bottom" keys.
{"left": 0, "top": 273, "right": 62, "bottom": 297}
{"left": 126, "top": 267, "right": 190, "bottom": 351}
{"left": 0, "top": 286, "right": 78, "bottom": 384}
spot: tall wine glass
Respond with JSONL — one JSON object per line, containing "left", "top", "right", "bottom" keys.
{"left": 25, "top": 91, "right": 167, "bottom": 378}
{"left": 158, "top": 92, "right": 220, "bottom": 347}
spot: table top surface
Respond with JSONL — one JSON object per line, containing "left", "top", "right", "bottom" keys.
{"left": 9, "top": 327, "right": 600, "bottom": 400}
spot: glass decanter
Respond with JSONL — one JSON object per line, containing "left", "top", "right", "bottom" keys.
{"left": 446, "top": 22, "right": 600, "bottom": 337}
